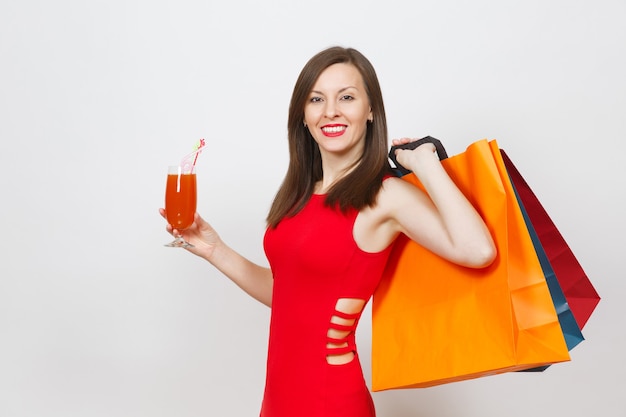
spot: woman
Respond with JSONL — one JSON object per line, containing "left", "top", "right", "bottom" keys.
{"left": 161, "top": 46, "right": 496, "bottom": 417}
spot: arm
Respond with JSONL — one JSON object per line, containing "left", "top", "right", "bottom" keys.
{"left": 160, "top": 209, "right": 274, "bottom": 307}
{"left": 387, "top": 139, "right": 496, "bottom": 268}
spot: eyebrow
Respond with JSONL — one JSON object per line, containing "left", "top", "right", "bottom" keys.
{"left": 310, "top": 86, "right": 359, "bottom": 95}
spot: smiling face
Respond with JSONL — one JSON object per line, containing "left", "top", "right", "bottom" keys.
{"left": 303, "top": 63, "right": 373, "bottom": 162}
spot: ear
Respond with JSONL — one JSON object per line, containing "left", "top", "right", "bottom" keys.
{"left": 368, "top": 108, "right": 373, "bottom": 122}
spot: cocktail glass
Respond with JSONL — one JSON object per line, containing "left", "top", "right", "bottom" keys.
{"left": 164, "top": 165, "right": 197, "bottom": 248}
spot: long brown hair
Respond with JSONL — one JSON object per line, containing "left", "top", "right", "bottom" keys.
{"left": 267, "top": 46, "right": 392, "bottom": 228}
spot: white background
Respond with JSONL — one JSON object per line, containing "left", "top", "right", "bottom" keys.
{"left": 1, "top": 1, "right": 624, "bottom": 416}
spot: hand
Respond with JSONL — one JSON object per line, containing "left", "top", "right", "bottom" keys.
{"left": 391, "top": 137, "right": 438, "bottom": 174}
{"left": 159, "top": 209, "right": 221, "bottom": 259}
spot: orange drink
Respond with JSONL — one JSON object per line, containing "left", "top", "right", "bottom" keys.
{"left": 164, "top": 165, "right": 197, "bottom": 248}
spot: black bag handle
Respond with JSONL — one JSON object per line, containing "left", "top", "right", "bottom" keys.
{"left": 388, "top": 136, "right": 448, "bottom": 176}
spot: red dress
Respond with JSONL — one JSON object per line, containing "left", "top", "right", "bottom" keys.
{"left": 262, "top": 194, "right": 394, "bottom": 417}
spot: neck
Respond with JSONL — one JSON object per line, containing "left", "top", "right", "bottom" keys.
{"left": 316, "top": 156, "right": 359, "bottom": 194}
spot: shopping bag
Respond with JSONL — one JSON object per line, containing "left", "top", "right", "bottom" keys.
{"left": 509, "top": 175, "right": 584, "bottom": 372}
{"left": 371, "top": 138, "right": 570, "bottom": 391}
{"left": 500, "top": 150, "right": 600, "bottom": 329}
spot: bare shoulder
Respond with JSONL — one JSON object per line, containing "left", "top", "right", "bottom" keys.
{"left": 359, "top": 176, "right": 425, "bottom": 228}
{"left": 354, "top": 177, "right": 427, "bottom": 252}
{"left": 377, "top": 176, "right": 427, "bottom": 210}
{"left": 380, "top": 176, "right": 412, "bottom": 192}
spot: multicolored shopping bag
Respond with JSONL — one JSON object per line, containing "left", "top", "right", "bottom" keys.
{"left": 372, "top": 138, "right": 570, "bottom": 391}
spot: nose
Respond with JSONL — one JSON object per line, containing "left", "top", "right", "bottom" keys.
{"left": 324, "top": 101, "right": 339, "bottom": 119}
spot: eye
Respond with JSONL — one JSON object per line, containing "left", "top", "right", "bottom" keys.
{"left": 340, "top": 94, "right": 354, "bottom": 101}
{"left": 309, "top": 96, "right": 323, "bottom": 103}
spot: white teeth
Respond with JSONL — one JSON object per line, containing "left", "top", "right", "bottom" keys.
{"left": 322, "top": 126, "right": 345, "bottom": 133}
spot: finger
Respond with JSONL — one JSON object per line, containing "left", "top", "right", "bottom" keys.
{"left": 392, "top": 137, "right": 415, "bottom": 146}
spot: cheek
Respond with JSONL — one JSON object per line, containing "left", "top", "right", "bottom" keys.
{"left": 304, "top": 104, "right": 320, "bottom": 119}
{"left": 345, "top": 104, "right": 370, "bottom": 121}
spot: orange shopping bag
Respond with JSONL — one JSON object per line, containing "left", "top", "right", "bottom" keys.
{"left": 371, "top": 138, "right": 570, "bottom": 391}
